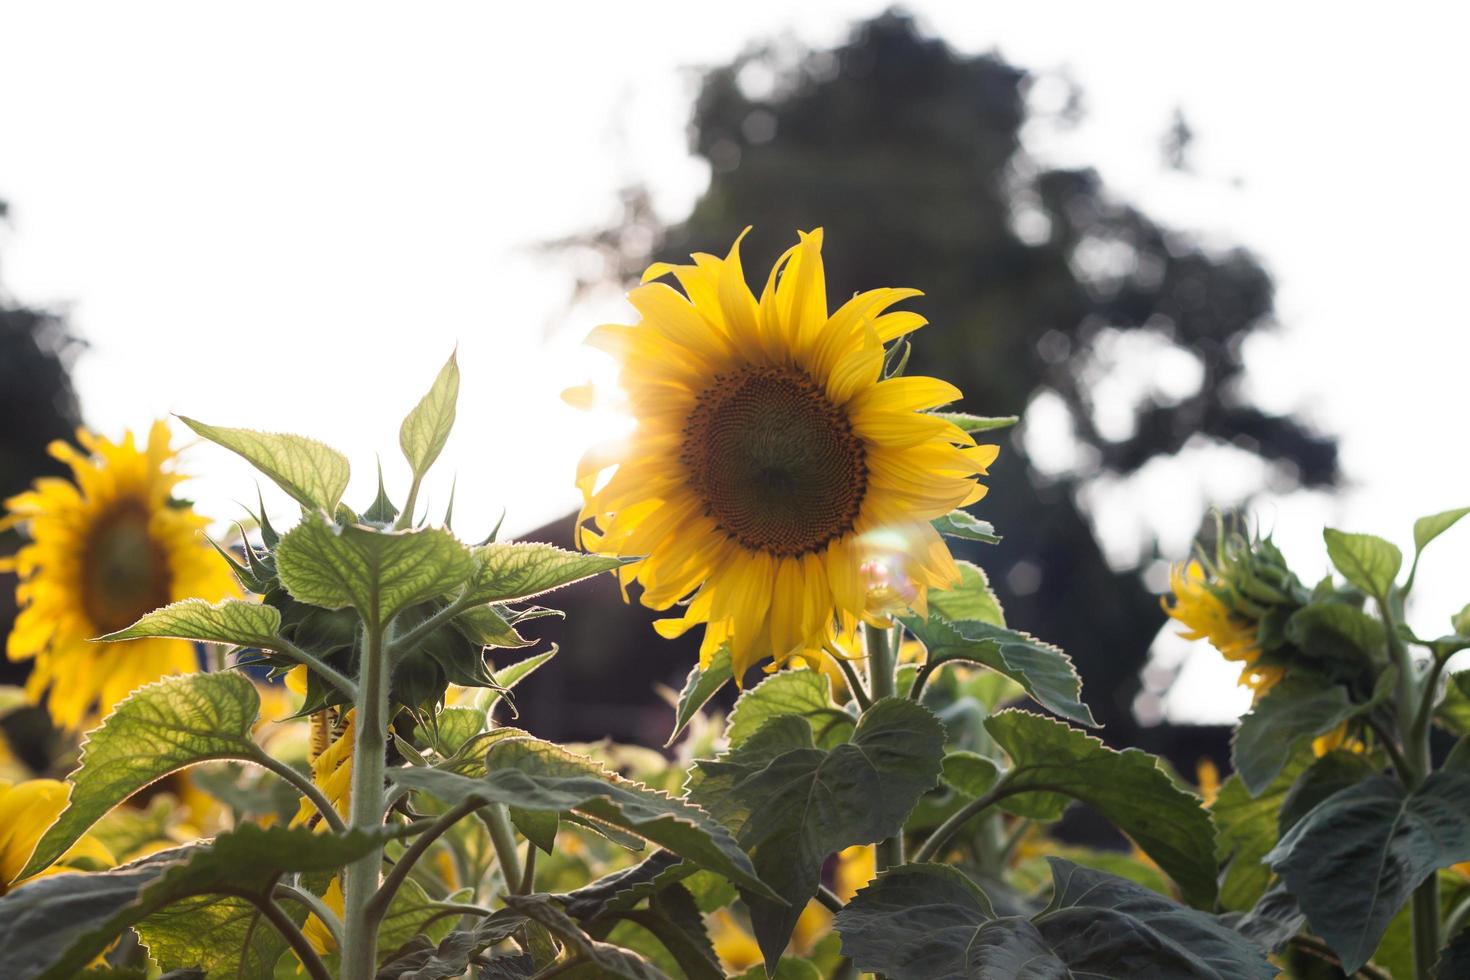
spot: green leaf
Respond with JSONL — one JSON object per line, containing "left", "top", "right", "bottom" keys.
{"left": 1210, "top": 752, "right": 1312, "bottom": 911}
{"left": 725, "top": 669, "right": 853, "bottom": 750}
{"left": 451, "top": 604, "right": 531, "bottom": 650}
{"left": 511, "top": 806, "right": 560, "bottom": 854}
{"left": 1283, "top": 600, "right": 1385, "bottom": 678}
{"left": 375, "top": 911, "right": 527, "bottom": 980}
{"left": 97, "top": 598, "right": 282, "bottom": 647}
{"left": 136, "top": 892, "right": 296, "bottom": 980}
{"left": 431, "top": 705, "right": 485, "bottom": 755}
{"left": 926, "top": 561, "right": 1005, "bottom": 627}
{"left": 1277, "top": 749, "right": 1380, "bottom": 835}
{"left": 1438, "top": 671, "right": 1470, "bottom": 735}
{"left": 389, "top": 738, "right": 774, "bottom": 901}
{"left": 502, "top": 893, "right": 674, "bottom": 980}
{"left": 689, "top": 698, "right": 946, "bottom": 973}
{"left": 901, "top": 614, "right": 1096, "bottom": 727}
{"left": 467, "top": 542, "right": 632, "bottom": 605}
{"left": 477, "top": 648, "right": 559, "bottom": 717}
{"left": 940, "top": 751, "right": 1000, "bottom": 798}
{"left": 1324, "top": 527, "right": 1402, "bottom": 599}
{"left": 275, "top": 516, "right": 477, "bottom": 625}
{"left": 21, "top": 672, "right": 263, "bottom": 879}
{"left": 834, "top": 860, "right": 1274, "bottom": 980}
{"left": 178, "top": 417, "right": 349, "bottom": 515}
{"left": 400, "top": 351, "right": 460, "bottom": 481}
{"left": 929, "top": 412, "right": 1019, "bottom": 433}
{"left": 560, "top": 851, "right": 688, "bottom": 922}
{"left": 0, "top": 824, "right": 386, "bottom": 980}
{"left": 1231, "top": 677, "right": 1361, "bottom": 795}
{"left": 1414, "top": 506, "right": 1470, "bottom": 556}
{"left": 606, "top": 885, "right": 724, "bottom": 980}
{"left": 985, "top": 710, "right": 1218, "bottom": 908}
{"left": 1267, "top": 771, "right": 1470, "bottom": 973}
{"left": 666, "top": 646, "right": 733, "bottom": 747}
{"left": 1232, "top": 880, "right": 1304, "bottom": 954}
{"left": 930, "top": 510, "right": 1001, "bottom": 545}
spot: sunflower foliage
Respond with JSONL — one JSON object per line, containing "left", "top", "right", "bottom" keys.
{"left": 0, "top": 272, "right": 1467, "bottom": 980}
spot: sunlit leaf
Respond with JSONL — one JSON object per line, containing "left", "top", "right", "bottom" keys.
{"left": 466, "top": 542, "right": 633, "bottom": 605}
{"left": 0, "top": 825, "right": 386, "bottom": 980}
{"left": 725, "top": 669, "right": 853, "bottom": 750}
{"left": 97, "top": 598, "right": 281, "bottom": 648}
{"left": 930, "top": 510, "right": 1001, "bottom": 545}
{"left": 928, "top": 412, "right": 1019, "bottom": 433}
{"left": 178, "top": 417, "right": 349, "bottom": 515}
{"left": 1413, "top": 506, "right": 1470, "bottom": 556}
{"left": 1323, "top": 528, "right": 1402, "bottom": 599}
{"left": 22, "top": 673, "right": 263, "bottom": 879}
{"left": 275, "top": 516, "right": 477, "bottom": 625}
{"left": 666, "top": 646, "right": 733, "bottom": 747}
{"left": 400, "top": 351, "right": 460, "bottom": 481}
{"left": 926, "top": 561, "right": 1005, "bottom": 628}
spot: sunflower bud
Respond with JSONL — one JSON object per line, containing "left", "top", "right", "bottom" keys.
{"left": 1163, "top": 520, "right": 1307, "bottom": 698}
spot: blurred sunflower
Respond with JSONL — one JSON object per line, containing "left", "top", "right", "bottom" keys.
{"left": 575, "top": 229, "right": 997, "bottom": 677}
{"left": 0, "top": 777, "right": 113, "bottom": 894}
{"left": 279, "top": 676, "right": 355, "bottom": 957}
{"left": 1, "top": 421, "right": 236, "bottom": 728}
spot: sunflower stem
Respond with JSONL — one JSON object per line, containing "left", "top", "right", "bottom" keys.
{"left": 865, "top": 623, "right": 904, "bottom": 869}
{"left": 1380, "top": 592, "right": 1439, "bottom": 980}
{"left": 341, "top": 620, "right": 389, "bottom": 980}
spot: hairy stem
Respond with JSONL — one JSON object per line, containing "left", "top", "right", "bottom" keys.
{"left": 242, "top": 892, "right": 331, "bottom": 980}
{"left": 1380, "top": 595, "right": 1439, "bottom": 980}
{"left": 913, "top": 777, "right": 1022, "bottom": 864}
{"left": 824, "top": 641, "right": 872, "bottom": 710}
{"left": 865, "top": 624, "right": 903, "bottom": 868}
{"left": 341, "top": 622, "right": 389, "bottom": 980}
{"left": 367, "top": 797, "right": 481, "bottom": 923}
{"left": 274, "top": 882, "right": 344, "bottom": 949}
{"left": 481, "top": 804, "right": 525, "bottom": 894}
{"left": 269, "top": 635, "right": 358, "bottom": 702}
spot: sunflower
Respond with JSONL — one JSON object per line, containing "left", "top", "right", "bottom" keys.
{"left": 574, "top": 229, "right": 997, "bottom": 677}
{"left": 1, "top": 421, "right": 237, "bottom": 728}
{"left": 1162, "top": 560, "right": 1283, "bottom": 697}
{"left": 0, "top": 777, "right": 114, "bottom": 894}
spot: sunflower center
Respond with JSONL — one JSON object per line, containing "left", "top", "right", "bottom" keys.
{"left": 82, "top": 500, "right": 172, "bottom": 633}
{"left": 682, "top": 365, "right": 867, "bottom": 557}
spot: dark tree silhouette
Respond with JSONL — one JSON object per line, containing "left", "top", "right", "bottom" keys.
{"left": 0, "top": 198, "right": 84, "bottom": 719}
{"left": 541, "top": 15, "right": 1337, "bottom": 763}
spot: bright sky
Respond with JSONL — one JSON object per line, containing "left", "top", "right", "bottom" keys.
{"left": 2, "top": 2, "right": 1466, "bottom": 723}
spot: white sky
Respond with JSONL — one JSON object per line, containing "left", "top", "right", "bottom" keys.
{"left": 2, "top": 2, "right": 1467, "bottom": 724}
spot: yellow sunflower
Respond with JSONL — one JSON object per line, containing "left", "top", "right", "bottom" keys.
{"left": 0, "top": 777, "right": 114, "bottom": 894}
{"left": 575, "top": 229, "right": 997, "bottom": 678}
{"left": 1163, "top": 560, "right": 1283, "bottom": 696}
{"left": 1, "top": 421, "right": 237, "bottom": 728}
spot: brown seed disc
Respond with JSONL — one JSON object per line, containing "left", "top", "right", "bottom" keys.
{"left": 681, "top": 365, "right": 867, "bottom": 557}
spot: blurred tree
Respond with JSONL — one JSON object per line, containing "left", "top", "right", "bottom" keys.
{"left": 0, "top": 198, "right": 85, "bottom": 695}
{"left": 544, "top": 12, "right": 1337, "bottom": 756}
